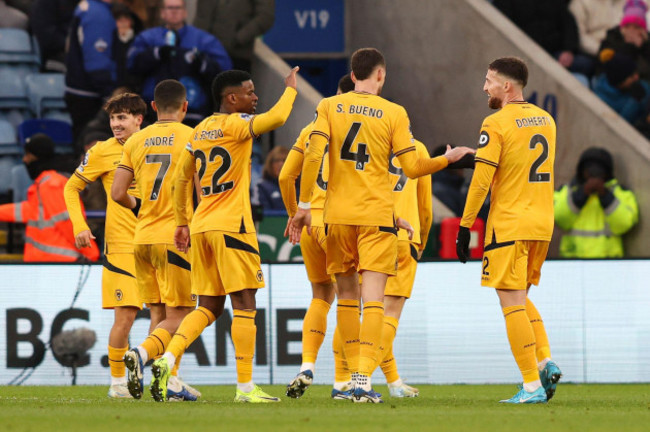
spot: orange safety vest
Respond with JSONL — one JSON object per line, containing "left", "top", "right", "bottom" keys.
{"left": 0, "top": 170, "right": 100, "bottom": 262}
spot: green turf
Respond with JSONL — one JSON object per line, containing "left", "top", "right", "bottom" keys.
{"left": 1, "top": 384, "right": 648, "bottom": 432}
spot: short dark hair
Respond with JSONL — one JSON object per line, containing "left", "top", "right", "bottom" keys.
{"left": 350, "top": 48, "right": 385, "bottom": 81}
{"left": 337, "top": 73, "right": 355, "bottom": 93}
{"left": 488, "top": 57, "right": 528, "bottom": 88}
{"left": 104, "top": 92, "right": 147, "bottom": 116}
{"left": 154, "top": 79, "right": 186, "bottom": 113}
{"left": 211, "top": 70, "right": 252, "bottom": 106}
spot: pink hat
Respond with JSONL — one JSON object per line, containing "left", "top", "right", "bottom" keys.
{"left": 621, "top": 0, "right": 648, "bottom": 30}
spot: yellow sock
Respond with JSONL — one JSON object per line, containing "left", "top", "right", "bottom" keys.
{"left": 140, "top": 328, "right": 172, "bottom": 361}
{"left": 503, "top": 305, "right": 539, "bottom": 383}
{"left": 232, "top": 309, "right": 256, "bottom": 384}
{"left": 526, "top": 298, "right": 552, "bottom": 361}
{"left": 332, "top": 326, "right": 351, "bottom": 383}
{"left": 108, "top": 345, "right": 128, "bottom": 378}
{"left": 167, "top": 307, "right": 215, "bottom": 359}
{"left": 337, "top": 299, "right": 360, "bottom": 373}
{"left": 171, "top": 353, "right": 183, "bottom": 376}
{"left": 379, "top": 316, "right": 400, "bottom": 383}
{"left": 358, "top": 301, "right": 384, "bottom": 376}
{"left": 302, "top": 299, "right": 331, "bottom": 363}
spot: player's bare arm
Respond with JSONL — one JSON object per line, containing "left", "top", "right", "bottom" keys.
{"left": 111, "top": 167, "right": 137, "bottom": 209}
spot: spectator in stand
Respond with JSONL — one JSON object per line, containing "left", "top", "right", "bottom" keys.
{"left": 113, "top": 4, "right": 139, "bottom": 90}
{"left": 554, "top": 147, "right": 638, "bottom": 258}
{"left": 0, "top": 134, "right": 100, "bottom": 262}
{"left": 599, "top": 0, "right": 650, "bottom": 81}
{"left": 494, "top": 0, "right": 594, "bottom": 82}
{"left": 569, "top": 0, "right": 627, "bottom": 58}
{"left": 127, "top": 0, "right": 232, "bottom": 125}
{"left": 65, "top": 0, "right": 117, "bottom": 149}
{"left": 593, "top": 49, "right": 650, "bottom": 123}
{"left": 257, "top": 146, "right": 289, "bottom": 212}
{"left": 30, "top": 0, "right": 79, "bottom": 72}
{"left": 194, "top": 0, "right": 275, "bottom": 72}
{"left": 0, "top": 0, "right": 28, "bottom": 30}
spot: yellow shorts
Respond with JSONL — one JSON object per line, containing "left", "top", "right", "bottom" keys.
{"left": 102, "top": 253, "right": 141, "bottom": 309}
{"left": 325, "top": 224, "right": 398, "bottom": 276}
{"left": 134, "top": 244, "right": 195, "bottom": 307}
{"left": 190, "top": 231, "right": 265, "bottom": 296}
{"left": 481, "top": 240, "right": 549, "bottom": 290}
{"left": 385, "top": 241, "right": 418, "bottom": 298}
{"left": 300, "top": 225, "right": 334, "bottom": 284}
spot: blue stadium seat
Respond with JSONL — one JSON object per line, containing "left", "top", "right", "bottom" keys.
{"left": 0, "top": 28, "right": 40, "bottom": 71}
{"left": 0, "top": 156, "right": 20, "bottom": 195}
{"left": 0, "top": 68, "right": 30, "bottom": 111}
{"left": 24, "top": 73, "right": 66, "bottom": 117}
{"left": 0, "top": 119, "right": 20, "bottom": 156}
{"left": 10, "top": 163, "right": 32, "bottom": 202}
{"left": 42, "top": 110, "right": 72, "bottom": 124}
{"left": 18, "top": 119, "right": 74, "bottom": 155}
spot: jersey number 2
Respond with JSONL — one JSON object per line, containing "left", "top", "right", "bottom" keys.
{"left": 145, "top": 153, "right": 171, "bottom": 200}
{"left": 529, "top": 134, "right": 550, "bottom": 183}
{"left": 341, "top": 122, "right": 370, "bottom": 170}
{"left": 195, "top": 146, "right": 234, "bottom": 196}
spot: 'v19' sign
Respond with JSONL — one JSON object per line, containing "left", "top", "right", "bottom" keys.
{"left": 264, "top": 0, "right": 344, "bottom": 54}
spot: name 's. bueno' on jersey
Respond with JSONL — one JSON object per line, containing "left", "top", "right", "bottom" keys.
{"left": 336, "top": 103, "right": 384, "bottom": 119}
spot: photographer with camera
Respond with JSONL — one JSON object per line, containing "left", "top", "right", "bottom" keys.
{"left": 554, "top": 147, "right": 638, "bottom": 258}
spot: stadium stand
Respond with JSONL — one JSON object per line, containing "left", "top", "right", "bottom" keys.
{"left": 18, "top": 119, "right": 73, "bottom": 154}
{"left": 24, "top": 73, "right": 66, "bottom": 118}
{"left": 0, "top": 27, "right": 40, "bottom": 72}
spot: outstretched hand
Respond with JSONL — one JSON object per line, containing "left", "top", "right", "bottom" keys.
{"left": 285, "top": 66, "right": 300, "bottom": 89}
{"left": 396, "top": 217, "right": 414, "bottom": 240}
{"left": 175, "top": 226, "right": 190, "bottom": 252}
{"left": 444, "top": 145, "right": 476, "bottom": 164}
{"left": 289, "top": 208, "right": 311, "bottom": 244}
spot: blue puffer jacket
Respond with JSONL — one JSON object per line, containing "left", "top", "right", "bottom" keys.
{"left": 127, "top": 25, "right": 232, "bottom": 119}
{"left": 64, "top": 0, "right": 116, "bottom": 98}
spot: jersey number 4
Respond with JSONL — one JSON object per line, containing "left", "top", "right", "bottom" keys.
{"left": 341, "top": 122, "right": 370, "bottom": 170}
{"left": 529, "top": 134, "right": 551, "bottom": 183}
{"left": 195, "top": 146, "right": 234, "bottom": 196}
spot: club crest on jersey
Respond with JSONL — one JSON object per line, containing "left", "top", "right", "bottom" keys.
{"left": 115, "top": 289, "right": 123, "bottom": 301}
{"left": 478, "top": 131, "right": 490, "bottom": 148}
{"left": 94, "top": 38, "right": 108, "bottom": 53}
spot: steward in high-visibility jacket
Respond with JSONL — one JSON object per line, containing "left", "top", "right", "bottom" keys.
{"left": 554, "top": 147, "right": 638, "bottom": 258}
{"left": 0, "top": 134, "right": 100, "bottom": 262}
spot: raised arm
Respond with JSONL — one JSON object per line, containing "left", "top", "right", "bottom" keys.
{"left": 251, "top": 67, "right": 299, "bottom": 136}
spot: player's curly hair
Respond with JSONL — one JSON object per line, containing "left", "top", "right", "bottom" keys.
{"left": 103, "top": 92, "right": 147, "bottom": 116}
{"left": 211, "top": 70, "right": 252, "bottom": 106}
{"left": 488, "top": 57, "right": 528, "bottom": 88}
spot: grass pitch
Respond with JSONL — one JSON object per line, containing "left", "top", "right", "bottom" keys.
{"left": 1, "top": 384, "right": 648, "bottom": 432}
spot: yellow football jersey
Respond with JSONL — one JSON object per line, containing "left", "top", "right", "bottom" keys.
{"left": 119, "top": 121, "right": 194, "bottom": 245}
{"left": 311, "top": 91, "right": 416, "bottom": 227}
{"left": 282, "top": 123, "right": 328, "bottom": 226}
{"left": 186, "top": 112, "right": 257, "bottom": 234}
{"left": 390, "top": 140, "right": 431, "bottom": 244}
{"left": 72, "top": 138, "right": 138, "bottom": 253}
{"left": 468, "top": 102, "right": 556, "bottom": 242}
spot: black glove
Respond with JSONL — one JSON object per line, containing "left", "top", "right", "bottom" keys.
{"left": 456, "top": 226, "right": 470, "bottom": 263}
{"left": 158, "top": 45, "right": 176, "bottom": 62}
{"left": 131, "top": 198, "right": 142, "bottom": 218}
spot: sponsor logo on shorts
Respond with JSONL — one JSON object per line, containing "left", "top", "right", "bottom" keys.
{"left": 256, "top": 270, "right": 264, "bottom": 282}
{"left": 115, "top": 289, "right": 123, "bottom": 301}
{"left": 191, "top": 294, "right": 197, "bottom": 302}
